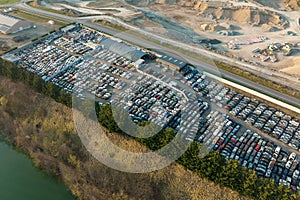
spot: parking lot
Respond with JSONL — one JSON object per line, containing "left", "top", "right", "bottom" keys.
{"left": 178, "top": 64, "right": 300, "bottom": 189}
{"left": 5, "top": 24, "right": 147, "bottom": 100}
{"left": 198, "top": 71, "right": 300, "bottom": 152}
{"left": 3, "top": 23, "right": 300, "bottom": 190}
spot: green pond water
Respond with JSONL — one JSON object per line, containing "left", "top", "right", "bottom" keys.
{"left": 0, "top": 140, "right": 75, "bottom": 200}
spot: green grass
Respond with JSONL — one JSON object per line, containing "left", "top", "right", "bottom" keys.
{"left": 12, "top": 9, "right": 69, "bottom": 26}
{"left": 0, "top": 0, "right": 19, "bottom": 4}
{"left": 96, "top": 20, "right": 127, "bottom": 32}
{"left": 100, "top": 22, "right": 300, "bottom": 101}
{"left": 22, "top": 0, "right": 300, "bottom": 101}
{"left": 215, "top": 61, "right": 300, "bottom": 100}
{"left": 27, "top": 1, "right": 79, "bottom": 17}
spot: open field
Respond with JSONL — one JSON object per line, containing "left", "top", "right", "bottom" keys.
{"left": 0, "top": 0, "right": 18, "bottom": 4}
{"left": 11, "top": 9, "right": 68, "bottom": 26}
{"left": 0, "top": 9, "right": 68, "bottom": 55}
{"left": 281, "top": 57, "right": 300, "bottom": 76}
{"left": 0, "top": 24, "right": 52, "bottom": 55}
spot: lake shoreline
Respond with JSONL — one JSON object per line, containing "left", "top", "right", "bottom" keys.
{"left": 0, "top": 130, "right": 74, "bottom": 190}
{"left": 0, "top": 137, "right": 75, "bottom": 200}
{"left": 0, "top": 76, "right": 250, "bottom": 199}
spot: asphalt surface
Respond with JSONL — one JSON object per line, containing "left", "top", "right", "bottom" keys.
{"left": 13, "top": 3, "right": 300, "bottom": 108}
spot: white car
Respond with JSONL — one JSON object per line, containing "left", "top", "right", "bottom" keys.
{"left": 265, "top": 169, "right": 272, "bottom": 178}
{"left": 289, "top": 152, "right": 296, "bottom": 161}
{"left": 293, "top": 170, "right": 299, "bottom": 179}
{"left": 285, "top": 161, "right": 292, "bottom": 169}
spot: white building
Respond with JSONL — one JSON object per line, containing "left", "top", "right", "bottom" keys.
{"left": 0, "top": 13, "right": 32, "bottom": 35}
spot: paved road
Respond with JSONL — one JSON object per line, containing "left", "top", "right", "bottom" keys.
{"left": 13, "top": 3, "right": 300, "bottom": 108}
{"left": 0, "top": 2, "right": 20, "bottom": 8}
{"left": 81, "top": 14, "right": 300, "bottom": 91}
{"left": 119, "top": 1, "right": 300, "bottom": 88}
{"left": 207, "top": 72, "right": 300, "bottom": 114}
{"left": 87, "top": 27, "right": 300, "bottom": 108}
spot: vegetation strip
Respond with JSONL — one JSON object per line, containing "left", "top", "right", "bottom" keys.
{"left": 205, "top": 72, "right": 300, "bottom": 113}
{"left": 0, "top": 58, "right": 299, "bottom": 199}
{"left": 99, "top": 21, "right": 300, "bottom": 100}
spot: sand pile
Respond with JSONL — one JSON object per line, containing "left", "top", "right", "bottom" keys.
{"left": 200, "top": 22, "right": 234, "bottom": 32}
{"left": 281, "top": 57, "right": 300, "bottom": 76}
{"left": 283, "top": 0, "right": 300, "bottom": 10}
{"left": 181, "top": 1, "right": 289, "bottom": 30}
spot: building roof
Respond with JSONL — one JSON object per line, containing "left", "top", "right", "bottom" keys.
{"left": 100, "top": 38, "right": 148, "bottom": 61}
{"left": 1, "top": 53, "right": 20, "bottom": 63}
{"left": 61, "top": 24, "right": 77, "bottom": 32}
{"left": 155, "top": 50, "right": 187, "bottom": 69}
{"left": 0, "top": 25, "right": 10, "bottom": 33}
{"left": 0, "top": 13, "right": 20, "bottom": 27}
{"left": 0, "top": 13, "right": 31, "bottom": 34}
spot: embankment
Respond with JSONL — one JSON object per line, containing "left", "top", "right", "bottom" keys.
{"left": 0, "top": 76, "right": 249, "bottom": 200}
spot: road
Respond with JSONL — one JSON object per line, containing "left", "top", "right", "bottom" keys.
{"left": 206, "top": 72, "right": 300, "bottom": 114}
{"left": 120, "top": 1, "right": 300, "bottom": 88}
{"left": 10, "top": 2, "right": 300, "bottom": 108}
{"left": 80, "top": 14, "right": 300, "bottom": 91}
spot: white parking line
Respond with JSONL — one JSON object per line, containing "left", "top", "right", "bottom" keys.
{"left": 205, "top": 72, "right": 300, "bottom": 114}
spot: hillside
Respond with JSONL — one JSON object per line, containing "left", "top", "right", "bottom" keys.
{"left": 0, "top": 76, "right": 250, "bottom": 200}
{"left": 127, "top": 0, "right": 300, "bottom": 11}
{"left": 154, "top": 0, "right": 289, "bottom": 30}
{"left": 283, "top": 0, "right": 300, "bottom": 10}
{"left": 250, "top": 0, "right": 300, "bottom": 10}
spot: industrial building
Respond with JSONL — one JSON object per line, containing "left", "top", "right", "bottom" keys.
{"left": 100, "top": 37, "right": 150, "bottom": 62}
{"left": 155, "top": 50, "right": 187, "bottom": 71}
{"left": 0, "top": 13, "right": 32, "bottom": 35}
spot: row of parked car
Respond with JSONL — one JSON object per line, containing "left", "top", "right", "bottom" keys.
{"left": 208, "top": 81, "right": 300, "bottom": 151}
{"left": 114, "top": 75, "right": 185, "bottom": 125}
{"left": 16, "top": 42, "right": 74, "bottom": 79}
{"left": 67, "top": 26, "right": 104, "bottom": 44}
{"left": 51, "top": 56, "right": 132, "bottom": 99}
{"left": 177, "top": 64, "right": 300, "bottom": 190}
{"left": 177, "top": 99, "right": 209, "bottom": 141}
{"left": 91, "top": 47, "right": 133, "bottom": 70}
{"left": 54, "top": 36, "right": 93, "bottom": 56}
{"left": 98, "top": 64, "right": 133, "bottom": 80}
{"left": 194, "top": 108, "right": 300, "bottom": 190}
{"left": 180, "top": 65, "right": 300, "bottom": 151}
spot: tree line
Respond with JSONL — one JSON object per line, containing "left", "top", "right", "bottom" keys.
{"left": 0, "top": 58, "right": 299, "bottom": 200}
{"left": 96, "top": 104, "right": 299, "bottom": 200}
{"left": 0, "top": 58, "right": 72, "bottom": 107}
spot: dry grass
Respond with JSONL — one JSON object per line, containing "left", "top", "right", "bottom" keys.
{"left": 0, "top": 76, "right": 251, "bottom": 200}
{"left": 280, "top": 57, "right": 300, "bottom": 76}
{"left": 0, "top": 0, "right": 18, "bottom": 4}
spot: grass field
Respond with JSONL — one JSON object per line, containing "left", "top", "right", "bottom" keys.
{"left": 100, "top": 22, "right": 300, "bottom": 101}
{"left": 12, "top": 9, "right": 68, "bottom": 26}
{"left": 27, "top": 1, "right": 79, "bottom": 17}
{"left": 0, "top": 0, "right": 19, "bottom": 4}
